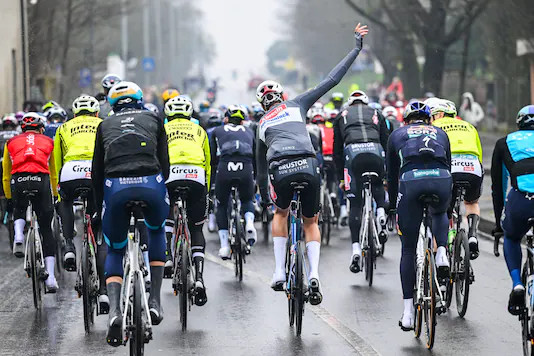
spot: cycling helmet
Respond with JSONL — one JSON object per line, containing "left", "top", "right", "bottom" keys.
{"left": 382, "top": 106, "right": 397, "bottom": 119}
{"left": 225, "top": 105, "right": 246, "bottom": 123}
{"left": 347, "top": 90, "right": 369, "bottom": 105}
{"left": 442, "top": 100, "right": 457, "bottom": 118}
{"left": 145, "top": 103, "right": 159, "bottom": 115}
{"left": 256, "top": 80, "right": 284, "bottom": 109}
{"left": 517, "top": 105, "right": 534, "bottom": 128}
{"left": 424, "top": 92, "right": 435, "bottom": 99}
{"left": 101, "top": 74, "right": 122, "bottom": 90}
{"left": 2, "top": 114, "right": 18, "bottom": 128}
{"left": 107, "top": 81, "right": 143, "bottom": 108}
{"left": 403, "top": 101, "right": 431, "bottom": 123}
{"left": 46, "top": 106, "right": 68, "bottom": 122}
{"left": 368, "top": 102, "right": 382, "bottom": 111}
{"left": 72, "top": 95, "right": 100, "bottom": 115}
{"left": 164, "top": 96, "right": 193, "bottom": 118}
{"left": 42, "top": 100, "right": 60, "bottom": 113}
{"left": 207, "top": 109, "right": 223, "bottom": 128}
{"left": 331, "top": 92, "right": 344, "bottom": 102}
{"left": 161, "top": 88, "right": 180, "bottom": 104}
{"left": 199, "top": 100, "right": 211, "bottom": 113}
{"left": 307, "top": 107, "right": 324, "bottom": 122}
{"left": 15, "top": 111, "right": 25, "bottom": 121}
{"left": 21, "top": 112, "right": 45, "bottom": 132}
{"left": 424, "top": 97, "right": 449, "bottom": 117}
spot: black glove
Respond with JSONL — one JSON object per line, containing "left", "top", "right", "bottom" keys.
{"left": 387, "top": 209, "right": 397, "bottom": 232}
{"left": 492, "top": 225, "right": 503, "bottom": 237}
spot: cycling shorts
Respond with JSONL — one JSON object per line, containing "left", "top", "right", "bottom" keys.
{"left": 166, "top": 164, "right": 206, "bottom": 186}
{"left": 167, "top": 179, "right": 207, "bottom": 225}
{"left": 269, "top": 157, "right": 320, "bottom": 218}
{"left": 451, "top": 154, "right": 483, "bottom": 203}
{"left": 60, "top": 160, "right": 92, "bottom": 182}
{"left": 343, "top": 142, "right": 384, "bottom": 198}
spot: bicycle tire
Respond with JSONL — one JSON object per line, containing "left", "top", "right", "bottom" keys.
{"left": 81, "top": 241, "right": 93, "bottom": 333}
{"left": 455, "top": 229, "right": 470, "bottom": 317}
{"left": 30, "top": 228, "right": 42, "bottom": 310}
{"left": 262, "top": 218, "right": 269, "bottom": 243}
{"left": 236, "top": 217, "right": 244, "bottom": 282}
{"left": 414, "top": 301, "right": 423, "bottom": 338}
{"left": 521, "top": 263, "right": 534, "bottom": 356}
{"left": 7, "top": 215, "right": 14, "bottom": 251}
{"left": 368, "top": 217, "right": 375, "bottom": 287}
{"left": 129, "top": 273, "right": 145, "bottom": 356}
{"left": 179, "top": 239, "right": 188, "bottom": 332}
{"left": 53, "top": 213, "right": 63, "bottom": 276}
{"left": 286, "top": 240, "right": 295, "bottom": 327}
{"left": 424, "top": 249, "right": 437, "bottom": 350}
{"left": 295, "top": 240, "right": 305, "bottom": 336}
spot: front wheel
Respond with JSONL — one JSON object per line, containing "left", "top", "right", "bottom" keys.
{"left": 130, "top": 273, "right": 145, "bottom": 356}
{"left": 455, "top": 229, "right": 470, "bottom": 317}
{"left": 521, "top": 264, "right": 534, "bottom": 356}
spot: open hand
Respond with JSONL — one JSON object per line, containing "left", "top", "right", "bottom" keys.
{"left": 354, "top": 23, "right": 369, "bottom": 38}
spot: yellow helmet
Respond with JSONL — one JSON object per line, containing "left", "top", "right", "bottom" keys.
{"left": 161, "top": 89, "right": 180, "bottom": 104}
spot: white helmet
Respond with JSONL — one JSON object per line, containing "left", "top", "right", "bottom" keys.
{"left": 2, "top": 114, "right": 18, "bottom": 127}
{"left": 382, "top": 106, "right": 397, "bottom": 119}
{"left": 145, "top": 103, "right": 159, "bottom": 115}
{"left": 46, "top": 106, "right": 68, "bottom": 121}
{"left": 164, "top": 96, "right": 193, "bottom": 118}
{"left": 72, "top": 95, "right": 100, "bottom": 115}
{"left": 347, "top": 90, "right": 369, "bottom": 105}
{"left": 256, "top": 80, "right": 284, "bottom": 109}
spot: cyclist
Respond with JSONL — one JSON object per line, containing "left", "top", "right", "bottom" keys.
{"left": 210, "top": 105, "right": 256, "bottom": 259}
{"left": 387, "top": 101, "right": 452, "bottom": 331}
{"left": 0, "top": 114, "right": 20, "bottom": 151}
{"left": 2, "top": 113, "right": 59, "bottom": 291}
{"left": 44, "top": 106, "right": 68, "bottom": 139}
{"left": 491, "top": 105, "right": 534, "bottom": 315}
{"left": 382, "top": 106, "right": 402, "bottom": 133}
{"left": 91, "top": 81, "right": 170, "bottom": 345}
{"left": 306, "top": 107, "right": 323, "bottom": 164}
{"left": 256, "top": 23, "right": 369, "bottom": 305}
{"left": 53, "top": 95, "right": 110, "bottom": 310}
{"left": 429, "top": 98, "right": 483, "bottom": 259}
{"left": 325, "top": 92, "right": 344, "bottom": 111}
{"left": 163, "top": 95, "right": 210, "bottom": 306}
{"left": 334, "top": 90, "right": 390, "bottom": 272}
{"left": 97, "top": 74, "right": 122, "bottom": 117}
{"left": 205, "top": 108, "right": 223, "bottom": 232}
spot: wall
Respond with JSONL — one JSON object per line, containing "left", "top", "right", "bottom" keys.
{"left": 0, "top": 1, "right": 24, "bottom": 114}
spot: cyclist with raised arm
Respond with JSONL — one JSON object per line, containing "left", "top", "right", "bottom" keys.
{"left": 164, "top": 95, "right": 210, "bottom": 306}
{"left": 2, "top": 113, "right": 59, "bottom": 292}
{"left": 53, "top": 95, "right": 109, "bottom": 311}
{"left": 91, "top": 81, "right": 170, "bottom": 346}
{"left": 491, "top": 105, "right": 534, "bottom": 315}
{"left": 210, "top": 105, "right": 256, "bottom": 259}
{"left": 334, "top": 90, "right": 390, "bottom": 273}
{"left": 387, "top": 101, "right": 452, "bottom": 331}
{"left": 256, "top": 23, "right": 369, "bottom": 306}
{"left": 428, "top": 98, "right": 483, "bottom": 259}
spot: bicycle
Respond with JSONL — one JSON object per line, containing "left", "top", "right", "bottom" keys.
{"left": 261, "top": 202, "right": 272, "bottom": 243}
{"left": 229, "top": 186, "right": 248, "bottom": 281}
{"left": 444, "top": 181, "right": 473, "bottom": 317}
{"left": 285, "top": 181, "right": 313, "bottom": 336}
{"left": 22, "top": 190, "right": 48, "bottom": 309}
{"left": 171, "top": 187, "right": 196, "bottom": 332}
{"left": 52, "top": 206, "right": 63, "bottom": 276}
{"left": 412, "top": 194, "right": 447, "bottom": 350}
{"left": 1, "top": 198, "right": 15, "bottom": 252}
{"left": 358, "top": 172, "right": 384, "bottom": 286}
{"left": 120, "top": 200, "right": 153, "bottom": 355}
{"left": 73, "top": 187, "right": 101, "bottom": 333}
{"left": 318, "top": 172, "right": 334, "bottom": 246}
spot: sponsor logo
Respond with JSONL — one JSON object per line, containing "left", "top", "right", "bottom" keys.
{"left": 407, "top": 125, "right": 437, "bottom": 139}
{"left": 413, "top": 169, "right": 440, "bottom": 178}
{"left": 105, "top": 179, "right": 112, "bottom": 187}
{"left": 227, "top": 162, "right": 244, "bottom": 171}
{"left": 17, "top": 175, "right": 41, "bottom": 182}
{"left": 224, "top": 125, "right": 245, "bottom": 132}
{"left": 260, "top": 104, "right": 288, "bottom": 124}
{"left": 278, "top": 159, "right": 308, "bottom": 171}
{"left": 185, "top": 173, "right": 198, "bottom": 179}
{"left": 119, "top": 177, "right": 144, "bottom": 185}
{"left": 73, "top": 165, "right": 91, "bottom": 173}
{"left": 121, "top": 117, "right": 134, "bottom": 124}
{"left": 156, "top": 174, "right": 163, "bottom": 183}
{"left": 171, "top": 166, "right": 199, "bottom": 174}
{"left": 269, "top": 182, "right": 277, "bottom": 201}
{"left": 26, "top": 134, "right": 35, "bottom": 146}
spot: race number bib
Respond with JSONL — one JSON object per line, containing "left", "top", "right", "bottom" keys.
{"left": 166, "top": 165, "right": 206, "bottom": 186}
{"left": 451, "top": 154, "right": 482, "bottom": 177}
{"left": 60, "top": 160, "right": 92, "bottom": 182}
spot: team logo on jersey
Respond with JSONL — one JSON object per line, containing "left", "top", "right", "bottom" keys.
{"left": 407, "top": 125, "right": 437, "bottom": 140}
{"left": 227, "top": 162, "right": 244, "bottom": 171}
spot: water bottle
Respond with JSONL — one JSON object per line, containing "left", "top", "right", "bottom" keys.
{"left": 448, "top": 229, "right": 456, "bottom": 254}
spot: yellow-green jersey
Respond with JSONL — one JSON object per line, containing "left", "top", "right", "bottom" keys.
{"left": 432, "top": 117, "right": 482, "bottom": 162}
{"left": 165, "top": 118, "right": 211, "bottom": 188}
{"left": 53, "top": 115, "right": 102, "bottom": 175}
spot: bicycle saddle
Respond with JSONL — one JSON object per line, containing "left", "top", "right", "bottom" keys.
{"left": 173, "top": 186, "right": 191, "bottom": 199}
{"left": 125, "top": 200, "right": 147, "bottom": 209}
{"left": 454, "top": 180, "right": 471, "bottom": 189}
{"left": 290, "top": 181, "right": 308, "bottom": 191}
{"left": 23, "top": 189, "right": 39, "bottom": 197}
{"left": 418, "top": 194, "right": 440, "bottom": 205}
{"left": 74, "top": 187, "right": 91, "bottom": 198}
{"left": 528, "top": 218, "right": 534, "bottom": 227}
{"left": 361, "top": 172, "right": 379, "bottom": 178}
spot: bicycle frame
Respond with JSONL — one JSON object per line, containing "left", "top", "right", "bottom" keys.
{"left": 359, "top": 177, "right": 382, "bottom": 255}
{"left": 286, "top": 190, "right": 309, "bottom": 294}
{"left": 23, "top": 201, "right": 44, "bottom": 274}
{"left": 173, "top": 197, "right": 194, "bottom": 292}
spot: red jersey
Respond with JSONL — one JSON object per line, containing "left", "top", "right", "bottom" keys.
{"left": 6, "top": 132, "right": 54, "bottom": 174}
{"left": 320, "top": 125, "right": 334, "bottom": 156}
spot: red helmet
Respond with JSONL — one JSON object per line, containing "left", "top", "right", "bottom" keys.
{"left": 21, "top": 112, "right": 45, "bottom": 132}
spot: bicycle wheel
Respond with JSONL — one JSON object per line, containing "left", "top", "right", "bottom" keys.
{"left": 235, "top": 218, "right": 244, "bottom": 282}
{"left": 262, "top": 219, "right": 269, "bottom": 243}
{"left": 367, "top": 218, "right": 375, "bottom": 287}
{"left": 129, "top": 273, "right": 145, "bottom": 356}
{"left": 423, "top": 249, "right": 437, "bottom": 350}
{"left": 29, "top": 229, "right": 42, "bottom": 310}
{"left": 7, "top": 214, "right": 14, "bottom": 250}
{"left": 295, "top": 240, "right": 305, "bottom": 336}
{"left": 53, "top": 213, "right": 63, "bottom": 275}
{"left": 455, "top": 229, "right": 470, "bottom": 317}
{"left": 81, "top": 241, "right": 94, "bottom": 333}
{"left": 179, "top": 239, "right": 188, "bottom": 331}
{"left": 286, "top": 241, "right": 295, "bottom": 327}
{"left": 521, "top": 263, "right": 534, "bottom": 356}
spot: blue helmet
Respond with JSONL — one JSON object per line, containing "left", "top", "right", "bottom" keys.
{"left": 107, "top": 81, "right": 143, "bottom": 109}
{"left": 517, "top": 105, "right": 534, "bottom": 128}
{"left": 403, "top": 101, "right": 431, "bottom": 122}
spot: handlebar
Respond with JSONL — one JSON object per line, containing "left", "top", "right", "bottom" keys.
{"left": 493, "top": 230, "right": 503, "bottom": 257}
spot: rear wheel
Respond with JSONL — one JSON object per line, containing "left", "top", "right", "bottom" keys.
{"left": 367, "top": 218, "right": 375, "bottom": 287}
{"left": 129, "top": 273, "right": 144, "bottom": 356}
{"left": 179, "top": 239, "right": 188, "bottom": 332}
{"left": 424, "top": 249, "right": 437, "bottom": 350}
{"left": 30, "top": 229, "right": 42, "bottom": 310}
{"left": 53, "top": 212, "right": 63, "bottom": 276}
{"left": 521, "top": 264, "right": 534, "bottom": 356}
{"left": 295, "top": 240, "right": 305, "bottom": 336}
{"left": 7, "top": 214, "right": 14, "bottom": 251}
{"left": 235, "top": 218, "right": 244, "bottom": 282}
{"left": 262, "top": 208, "right": 270, "bottom": 243}
{"left": 286, "top": 241, "right": 295, "bottom": 327}
{"left": 81, "top": 241, "right": 94, "bottom": 333}
{"left": 455, "top": 229, "right": 470, "bottom": 317}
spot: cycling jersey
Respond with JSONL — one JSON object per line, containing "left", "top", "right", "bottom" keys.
{"left": 257, "top": 32, "right": 364, "bottom": 202}
{"left": 165, "top": 118, "right": 211, "bottom": 188}
{"left": 2, "top": 132, "right": 58, "bottom": 199}
{"left": 209, "top": 123, "right": 255, "bottom": 163}
{"left": 44, "top": 122, "right": 62, "bottom": 139}
{"left": 0, "top": 130, "right": 18, "bottom": 156}
{"left": 320, "top": 124, "right": 334, "bottom": 156}
{"left": 306, "top": 124, "right": 322, "bottom": 155}
{"left": 53, "top": 115, "right": 102, "bottom": 176}
{"left": 432, "top": 117, "right": 482, "bottom": 162}
{"left": 491, "top": 129, "right": 534, "bottom": 228}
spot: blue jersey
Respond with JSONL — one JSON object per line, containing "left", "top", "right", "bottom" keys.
{"left": 386, "top": 121, "right": 451, "bottom": 208}
{"left": 44, "top": 122, "right": 62, "bottom": 139}
{"left": 209, "top": 124, "right": 255, "bottom": 165}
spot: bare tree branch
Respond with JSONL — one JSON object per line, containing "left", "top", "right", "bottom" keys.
{"left": 344, "top": 0, "right": 392, "bottom": 32}
{"left": 444, "top": 0, "right": 493, "bottom": 46}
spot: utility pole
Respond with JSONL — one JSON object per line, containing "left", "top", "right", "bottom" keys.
{"left": 143, "top": 0, "right": 150, "bottom": 87}
{"left": 121, "top": 0, "right": 128, "bottom": 78}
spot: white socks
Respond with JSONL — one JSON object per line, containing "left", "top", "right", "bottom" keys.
{"left": 218, "top": 230, "right": 229, "bottom": 248}
{"left": 14, "top": 219, "right": 25, "bottom": 243}
{"left": 352, "top": 242, "right": 362, "bottom": 257}
{"left": 244, "top": 212, "right": 255, "bottom": 231}
{"left": 272, "top": 237, "right": 287, "bottom": 281}
{"left": 401, "top": 298, "right": 415, "bottom": 329}
{"left": 435, "top": 246, "right": 449, "bottom": 267}
{"left": 306, "top": 241, "right": 320, "bottom": 280}
{"left": 45, "top": 256, "right": 55, "bottom": 281}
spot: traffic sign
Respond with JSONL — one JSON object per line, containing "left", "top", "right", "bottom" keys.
{"left": 142, "top": 57, "right": 155, "bottom": 72}
{"left": 79, "top": 68, "right": 92, "bottom": 88}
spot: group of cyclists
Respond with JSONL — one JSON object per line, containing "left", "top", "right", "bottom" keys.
{"left": 1, "top": 21, "right": 534, "bottom": 351}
